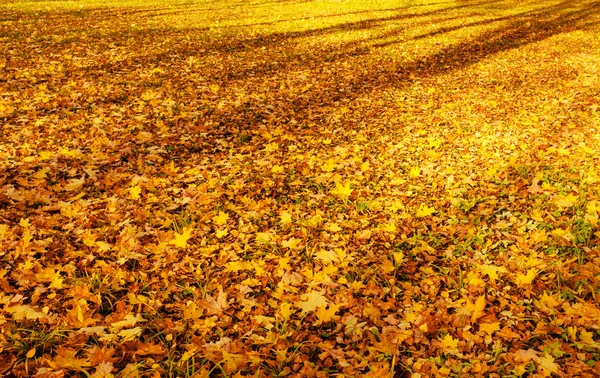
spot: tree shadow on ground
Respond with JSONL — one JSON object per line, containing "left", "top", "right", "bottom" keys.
{"left": 194, "top": 0, "right": 600, "bottom": 134}
{"left": 364, "top": 1, "right": 600, "bottom": 90}
{"left": 0, "top": 0, "right": 513, "bottom": 85}
{"left": 1, "top": 0, "right": 598, "bottom": 140}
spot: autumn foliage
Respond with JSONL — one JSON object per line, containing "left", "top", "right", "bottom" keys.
{"left": 1, "top": 0, "right": 600, "bottom": 376}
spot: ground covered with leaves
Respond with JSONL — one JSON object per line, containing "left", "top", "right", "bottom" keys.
{"left": 1, "top": 0, "right": 600, "bottom": 376}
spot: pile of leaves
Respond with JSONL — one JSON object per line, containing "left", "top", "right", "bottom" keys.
{"left": 1, "top": 0, "right": 600, "bottom": 376}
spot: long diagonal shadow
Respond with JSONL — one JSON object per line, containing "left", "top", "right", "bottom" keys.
{"left": 0, "top": 1, "right": 504, "bottom": 93}
{"left": 26, "top": 0, "right": 508, "bottom": 81}
{"left": 1, "top": 0, "right": 598, "bottom": 140}
{"left": 133, "top": 1, "right": 454, "bottom": 28}
{"left": 201, "top": 0, "right": 600, "bottom": 133}
{"left": 368, "top": 1, "right": 600, "bottom": 91}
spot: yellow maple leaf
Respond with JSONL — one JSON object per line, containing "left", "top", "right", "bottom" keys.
{"left": 129, "top": 185, "right": 141, "bottom": 200}
{"left": 464, "top": 271, "right": 485, "bottom": 287}
{"left": 215, "top": 229, "right": 228, "bottom": 239}
{"left": 478, "top": 264, "right": 507, "bottom": 284}
{"left": 479, "top": 322, "right": 500, "bottom": 336}
{"left": 427, "top": 137, "right": 441, "bottom": 149}
{"left": 50, "top": 347, "right": 92, "bottom": 370}
{"left": 277, "top": 257, "right": 291, "bottom": 271}
{"left": 223, "top": 261, "right": 246, "bottom": 273}
{"left": 587, "top": 200, "right": 599, "bottom": 214}
{"left": 95, "top": 241, "right": 112, "bottom": 252}
{"left": 325, "top": 222, "right": 342, "bottom": 232}
{"left": 551, "top": 228, "right": 573, "bottom": 243}
{"left": 321, "top": 159, "right": 336, "bottom": 172}
{"left": 553, "top": 193, "right": 579, "bottom": 208}
{"left": 65, "top": 300, "right": 96, "bottom": 327}
{"left": 440, "top": 334, "right": 459, "bottom": 353}
{"left": 538, "top": 353, "right": 558, "bottom": 377}
{"left": 306, "top": 214, "right": 323, "bottom": 228}
{"left": 416, "top": 204, "right": 436, "bottom": 217}
{"left": 271, "top": 165, "right": 284, "bottom": 174}
{"left": 278, "top": 302, "right": 294, "bottom": 320}
{"left": 380, "top": 223, "right": 397, "bottom": 233}
{"left": 530, "top": 209, "right": 544, "bottom": 222}
{"left": 255, "top": 232, "right": 273, "bottom": 244}
{"left": 281, "top": 237, "right": 301, "bottom": 249}
{"left": 280, "top": 211, "right": 292, "bottom": 225}
{"left": 315, "top": 249, "right": 339, "bottom": 264}
{"left": 567, "top": 326, "right": 578, "bottom": 342}
{"left": 6, "top": 305, "right": 46, "bottom": 320}
{"left": 387, "top": 199, "right": 404, "bottom": 212}
{"left": 331, "top": 181, "right": 353, "bottom": 200}
{"left": 315, "top": 303, "right": 342, "bottom": 323}
{"left": 264, "top": 142, "right": 279, "bottom": 152}
{"left": 515, "top": 268, "right": 538, "bottom": 286}
{"left": 356, "top": 229, "right": 372, "bottom": 240}
{"left": 141, "top": 90, "right": 158, "bottom": 101}
{"left": 118, "top": 327, "right": 142, "bottom": 341}
{"left": 60, "top": 201, "right": 82, "bottom": 218}
{"left": 0, "top": 224, "right": 8, "bottom": 239}
{"left": 539, "top": 292, "right": 560, "bottom": 308}
{"left": 169, "top": 227, "right": 193, "bottom": 248}
{"left": 529, "top": 229, "right": 548, "bottom": 244}
{"left": 405, "top": 311, "right": 417, "bottom": 323}
{"left": 579, "top": 329, "right": 595, "bottom": 344}
{"left": 583, "top": 168, "right": 600, "bottom": 184}
{"left": 183, "top": 301, "right": 203, "bottom": 320}
{"left": 212, "top": 211, "right": 229, "bottom": 226}
{"left": 585, "top": 212, "right": 598, "bottom": 226}
{"left": 50, "top": 275, "right": 64, "bottom": 290}
{"left": 409, "top": 166, "right": 420, "bottom": 177}
{"left": 111, "top": 313, "right": 145, "bottom": 330}
{"left": 296, "top": 291, "right": 328, "bottom": 314}
{"left": 80, "top": 230, "right": 97, "bottom": 247}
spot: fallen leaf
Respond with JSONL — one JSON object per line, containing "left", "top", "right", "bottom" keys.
{"left": 440, "top": 334, "right": 459, "bottom": 353}
{"left": 296, "top": 291, "right": 328, "bottom": 314}
{"left": 515, "top": 268, "right": 539, "bottom": 286}
{"left": 118, "top": 327, "right": 143, "bottom": 341}
{"left": 538, "top": 353, "right": 559, "bottom": 376}
{"left": 479, "top": 322, "right": 500, "bottom": 336}
{"left": 129, "top": 185, "right": 142, "bottom": 199}
{"left": 6, "top": 305, "right": 46, "bottom": 320}
{"left": 169, "top": 226, "right": 193, "bottom": 248}
{"left": 280, "top": 211, "right": 292, "bottom": 225}
{"left": 203, "top": 290, "right": 229, "bottom": 315}
{"left": 65, "top": 177, "right": 86, "bottom": 191}
{"left": 212, "top": 211, "right": 229, "bottom": 226}
{"left": 215, "top": 228, "right": 228, "bottom": 238}
{"left": 331, "top": 181, "right": 353, "bottom": 200}
{"left": 416, "top": 204, "right": 436, "bottom": 217}
{"left": 478, "top": 264, "right": 508, "bottom": 284}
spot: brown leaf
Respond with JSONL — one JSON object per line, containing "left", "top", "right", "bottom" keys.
{"left": 202, "top": 290, "right": 229, "bottom": 315}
